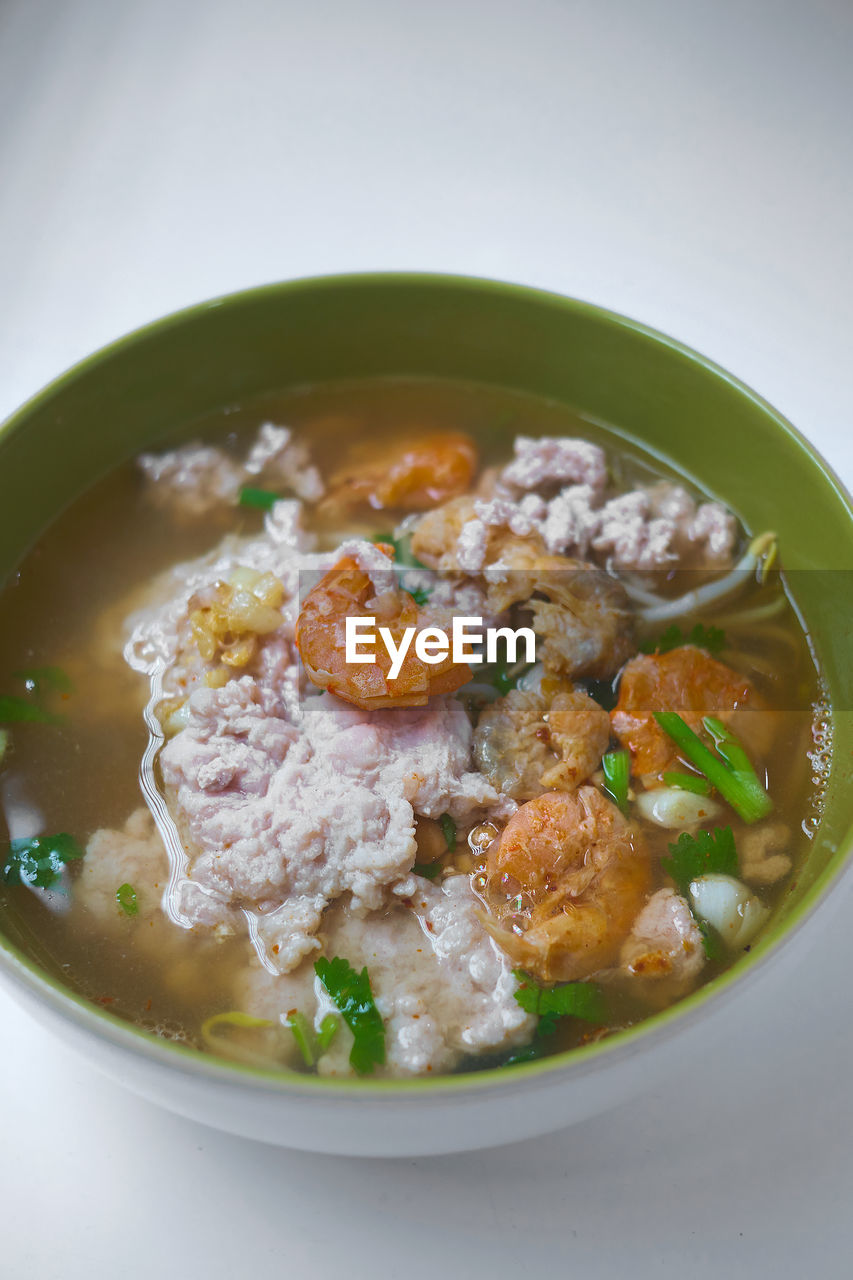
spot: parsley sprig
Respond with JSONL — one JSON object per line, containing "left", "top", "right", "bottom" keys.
{"left": 239, "top": 486, "right": 280, "bottom": 510}
{"left": 413, "top": 861, "right": 442, "bottom": 880}
{"left": 14, "top": 666, "right": 74, "bottom": 695}
{"left": 640, "top": 622, "right": 726, "bottom": 656}
{"left": 439, "top": 813, "right": 457, "bottom": 852}
{"left": 2, "top": 833, "right": 84, "bottom": 888}
{"left": 513, "top": 972, "right": 607, "bottom": 1037}
{"left": 314, "top": 956, "right": 385, "bottom": 1075}
{"left": 661, "top": 826, "right": 739, "bottom": 897}
{"left": 0, "top": 696, "right": 62, "bottom": 725}
{"left": 661, "top": 826, "right": 740, "bottom": 958}
{"left": 0, "top": 665, "right": 73, "bottom": 725}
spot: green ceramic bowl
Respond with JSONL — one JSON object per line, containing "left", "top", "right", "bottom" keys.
{"left": 0, "top": 274, "right": 851, "bottom": 1156}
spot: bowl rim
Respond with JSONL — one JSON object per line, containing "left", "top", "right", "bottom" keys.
{"left": 1, "top": 269, "right": 851, "bottom": 1099}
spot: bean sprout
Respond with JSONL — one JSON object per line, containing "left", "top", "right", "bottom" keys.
{"left": 637, "top": 533, "right": 777, "bottom": 624}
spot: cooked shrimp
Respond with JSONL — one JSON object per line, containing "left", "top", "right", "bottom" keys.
{"left": 295, "top": 549, "right": 471, "bottom": 709}
{"left": 481, "top": 787, "right": 652, "bottom": 983}
{"left": 611, "top": 644, "right": 753, "bottom": 777}
{"left": 322, "top": 431, "right": 478, "bottom": 513}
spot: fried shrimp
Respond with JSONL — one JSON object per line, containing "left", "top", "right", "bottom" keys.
{"left": 322, "top": 431, "right": 478, "bottom": 513}
{"left": 295, "top": 548, "right": 471, "bottom": 709}
{"left": 481, "top": 787, "right": 652, "bottom": 983}
{"left": 611, "top": 644, "right": 754, "bottom": 777}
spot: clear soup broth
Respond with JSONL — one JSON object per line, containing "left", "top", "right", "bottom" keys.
{"left": 0, "top": 378, "right": 830, "bottom": 1078}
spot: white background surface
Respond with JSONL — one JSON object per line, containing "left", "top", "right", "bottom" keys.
{"left": 1, "top": 1, "right": 851, "bottom": 1276}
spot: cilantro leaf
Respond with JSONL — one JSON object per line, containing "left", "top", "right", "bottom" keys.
{"left": 661, "top": 826, "right": 739, "bottom": 896}
{"left": 409, "top": 585, "right": 432, "bottom": 606}
{"left": 690, "top": 623, "right": 725, "bottom": 655}
{"left": 503, "top": 1040, "right": 547, "bottom": 1066}
{"left": 239, "top": 486, "right": 280, "bottom": 510}
{"left": 2, "top": 833, "right": 84, "bottom": 888}
{"left": 413, "top": 861, "right": 442, "bottom": 880}
{"left": 0, "top": 695, "right": 62, "bottom": 725}
{"left": 513, "top": 972, "right": 607, "bottom": 1036}
{"left": 640, "top": 623, "right": 684, "bottom": 654}
{"left": 698, "top": 918, "right": 724, "bottom": 961}
{"left": 641, "top": 623, "right": 725, "bottom": 656}
{"left": 314, "top": 956, "right": 385, "bottom": 1075}
{"left": 14, "top": 666, "right": 74, "bottom": 695}
{"left": 439, "top": 813, "right": 457, "bottom": 852}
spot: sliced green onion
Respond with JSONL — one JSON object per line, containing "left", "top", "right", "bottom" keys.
{"left": 116, "top": 883, "right": 138, "bottom": 916}
{"left": 239, "top": 486, "right": 280, "bottom": 510}
{"left": 439, "top": 813, "right": 457, "bottom": 852}
{"left": 701, "top": 715, "right": 772, "bottom": 822}
{"left": 602, "top": 749, "right": 631, "bottom": 814}
{"left": 653, "top": 712, "right": 772, "bottom": 823}
{"left": 287, "top": 1010, "right": 340, "bottom": 1065}
{"left": 287, "top": 1010, "right": 316, "bottom": 1066}
{"left": 492, "top": 663, "right": 515, "bottom": 695}
{"left": 662, "top": 770, "right": 712, "bottom": 796}
{"left": 316, "top": 1014, "right": 339, "bottom": 1053}
{"left": 702, "top": 716, "right": 757, "bottom": 775}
